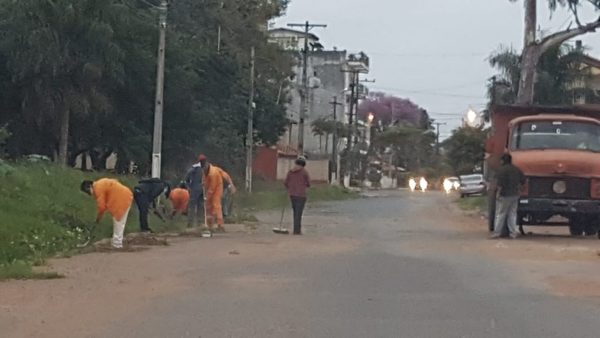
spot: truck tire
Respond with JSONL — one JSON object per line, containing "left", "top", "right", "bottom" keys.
{"left": 569, "top": 223, "right": 585, "bottom": 236}
{"left": 487, "top": 191, "right": 496, "bottom": 232}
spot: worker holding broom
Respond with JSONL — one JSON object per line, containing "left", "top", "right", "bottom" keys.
{"left": 200, "top": 155, "right": 236, "bottom": 232}
{"left": 284, "top": 156, "right": 311, "bottom": 235}
{"left": 80, "top": 178, "right": 133, "bottom": 249}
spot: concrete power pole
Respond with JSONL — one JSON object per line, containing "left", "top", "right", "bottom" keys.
{"left": 330, "top": 96, "right": 343, "bottom": 185}
{"left": 151, "top": 0, "right": 168, "bottom": 178}
{"left": 434, "top": 122, "right": 447, "bottom": 155}
{"left": 288, "top": 21, "right": 326, "bottom": 155}
{"left": 246, "top": 46, "right": 256, "bottom": 193}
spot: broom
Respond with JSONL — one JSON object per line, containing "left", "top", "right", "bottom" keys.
{"left": 201, "top": 187, "right": 212, "bottom": 238}
{"left": 273, "top": 194, "right": 289, "bottom": 235}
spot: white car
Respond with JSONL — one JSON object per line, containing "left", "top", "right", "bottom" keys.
{"left": 459, "top": 174, "right": 486, "bottom": 197}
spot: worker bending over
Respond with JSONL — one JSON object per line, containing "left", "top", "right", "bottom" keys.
{"left": 169, "top": 182, "right": 190, "bottom": 219}
{"left": 80, "top": 178, "right": 133, "bottom": 249}
{"left": 133, "top": 178, "right": 170, "bottom": 233}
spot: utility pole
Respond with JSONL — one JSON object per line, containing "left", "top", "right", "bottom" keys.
{"left": 287, "top": 21, "right": 326, "bottom": 155}
{"left": 330, "top": 96, "right": 343, "bottom": 185}
{"left": 433, "top": 122, "right": 447, "bottom": 154}
{"left": 151, "top": 0, "right": 168, "bottom": 178}
{"left": 246, "top": 46, "right": 256, "bottom": 193}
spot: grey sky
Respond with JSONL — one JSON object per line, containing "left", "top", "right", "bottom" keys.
{"left": 275, "top": 0, "right": 600, "bottom": 138}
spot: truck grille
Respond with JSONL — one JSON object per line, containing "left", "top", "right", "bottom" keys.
{"left": 528, "top": 177, "right": 590, "bottom": 199}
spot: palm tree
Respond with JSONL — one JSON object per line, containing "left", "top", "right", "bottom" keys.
{"left": 487, "top": 43, "right": 586, "bottom": 107}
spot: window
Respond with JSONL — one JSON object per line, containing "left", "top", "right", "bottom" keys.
{"left": 511, "top": 120, "right": 600, "bottom": 152}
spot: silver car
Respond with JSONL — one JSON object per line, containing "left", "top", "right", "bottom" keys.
{"left": 459, "top": 174, "right": 486, "bottom": 197}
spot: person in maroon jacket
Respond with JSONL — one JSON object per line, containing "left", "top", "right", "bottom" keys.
{"left": 284, "top": 157, "right": 311, "bottom": 235}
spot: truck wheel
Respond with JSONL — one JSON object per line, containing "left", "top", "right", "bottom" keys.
{"left": 569, "top": 223, "right": 585, "bottom": 236}
{"left": 488, "top": 191, "right": 496, "bottom": 232}
{"left": 584, "top": 224, "right": 599, "bottom": 236}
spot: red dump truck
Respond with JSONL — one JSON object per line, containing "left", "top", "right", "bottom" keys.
{"left": 485, "top": 105, "right": 600, "bottom": 236}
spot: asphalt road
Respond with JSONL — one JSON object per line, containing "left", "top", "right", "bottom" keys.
{"left": 107, "top": 191, "right": 600, "bottom": 338}
{"left": 3, "top": 191, "right": 600, "bottom": 338}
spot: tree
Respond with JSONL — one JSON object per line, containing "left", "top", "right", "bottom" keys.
{"left": 0, "top": 0, "right": 137, "bottom": 165}
{"left": 443, "top": 126, "right": 487, "bottom": 175}
{"left": 512, "top": 0, "right": 600, "bottom": 104}
{"left": 357, "top": 92, "right": 426, "bottom": 126}
{"left": 488, "top": 42, "right": 585, "bottom": 106}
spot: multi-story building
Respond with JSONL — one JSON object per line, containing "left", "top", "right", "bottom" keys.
{"left": 268, "top": 28, "right": 369, "bottom": 157}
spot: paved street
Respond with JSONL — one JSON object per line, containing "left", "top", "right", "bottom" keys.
{"left": 2, "top": 191, "right": 600, "bottom": 338}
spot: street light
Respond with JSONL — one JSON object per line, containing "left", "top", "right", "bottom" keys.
{"left": 466, "top": 108, "right": 480, "bottom": 127}
{"left": 367, "top": 112, "right": 374, "bottom": 124}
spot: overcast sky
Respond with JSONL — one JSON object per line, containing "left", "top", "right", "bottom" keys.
{"left": 274, "top": 0, "right": 600, "bottom": 138}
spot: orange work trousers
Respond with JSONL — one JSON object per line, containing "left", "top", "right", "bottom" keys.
{"left": 205, "top": 192, "right": 224, "bottom": 226}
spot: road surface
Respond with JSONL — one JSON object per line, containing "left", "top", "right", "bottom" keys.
{"left": 2, "top": 191, "right": 600, "bottom": 338}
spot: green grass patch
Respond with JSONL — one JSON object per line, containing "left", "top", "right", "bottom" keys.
{"left": 0, "top": 161, "right": 139, "bottom": 279}
{"left": 457, "top": 196, "right": 488, "bottom": 212}
{"left": 236, "top": 181, "right": 358, "bottom": 211}
{"left": 0, "top": 261, "right": 63, "bottom": 281}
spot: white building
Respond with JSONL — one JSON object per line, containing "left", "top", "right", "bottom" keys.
{"left": 268, "top": 28, "right": 370, "bottom": 157}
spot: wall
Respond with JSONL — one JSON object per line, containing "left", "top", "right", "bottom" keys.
{"left": 253, "top": 147, "right": 278, "bottom": 181}
{"left": 276, "top": 157, "right": 329, "bottom": 183}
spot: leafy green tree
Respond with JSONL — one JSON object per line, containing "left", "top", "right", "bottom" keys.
{"left": 443, "top": 126, "right": 487, "bottom": 175}
{"left": 0, "top": 0, "right": 135, "bottom": 165}
{"left": 509, "top": 0, "right": 600, "bottom": 104}
{"left": 488, "top": 43, "right": 585, "bottom": 106}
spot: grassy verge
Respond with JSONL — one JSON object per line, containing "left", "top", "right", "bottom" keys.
{"left": 456, "top": 196, "right": 488, "bottom": 213}
{"left": 0, "top": 164, "right": 356, "bottom": 279}
{"left": 0, "top": 261, "right": 63, "bottom": 281}
{"left": 0, "top": 161, "right": 136, "bottom": 280}
{"left": 236, "top": 180, "right": 357, "bottom": 212}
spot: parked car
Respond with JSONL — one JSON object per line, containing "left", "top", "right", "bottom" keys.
{"left": 459, "top": 174, "right": 486, "bottom": 197}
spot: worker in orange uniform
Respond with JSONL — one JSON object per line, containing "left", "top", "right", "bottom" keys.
{"left": 169, "top": 182, "right": 190, "bottom": 219}
{"left": 199, "top": 155, "right": 236, "bottom": 232}
{"left": 80, "top": 178, "right": 134, "bottom": 249}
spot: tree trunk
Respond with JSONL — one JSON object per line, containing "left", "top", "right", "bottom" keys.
{"left": 516, "top": 0, "right": 537, "bottom": 105}
{"left": 517, "top": 47, "right": 539, "bottom": 105}
{"left": 57, "top": 107, "right": 70, "bottom": 166}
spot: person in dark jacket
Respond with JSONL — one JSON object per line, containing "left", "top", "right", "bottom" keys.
{"left": 284, "top": 157, "right": 311, "bottom": 235}
{"left": 185, "top": 155, "right": 204, "bottom": 228}
{"left": 491, "top": 153, "right": 525, "bottom": 239}
{"left": 133, "top": 178, "right": 170, "bottom": 233}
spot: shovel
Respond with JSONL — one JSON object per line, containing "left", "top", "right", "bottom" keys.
{"left": 273, "top": 197, "right": 289, "bottom": 235}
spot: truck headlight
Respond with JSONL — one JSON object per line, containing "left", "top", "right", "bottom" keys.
{"left": 552, "top": 180, "right": 567, "bottom": 194}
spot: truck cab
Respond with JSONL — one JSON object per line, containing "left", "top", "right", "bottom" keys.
{"left": 486, "top": 105, "right": 600, "bottom": 236}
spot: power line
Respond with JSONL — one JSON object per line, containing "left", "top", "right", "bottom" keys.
{"left": 370, "top": 85, "right": 485, "bottom": 99}
{"left": 368, "top": 51, "right": 488, "bottom": 58}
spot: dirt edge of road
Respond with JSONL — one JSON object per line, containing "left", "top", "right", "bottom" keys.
{"left": 445, "top": 197, "right": 600, "bottom": 299}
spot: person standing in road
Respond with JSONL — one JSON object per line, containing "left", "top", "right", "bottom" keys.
{"left": 80, "top": 178, "right": 133, "bottom": 249}
{"left": 201, "top": 155, "right": 236, "bottom": 232}
{"left": 284, "top": 157, "right": 311, "bottom": 235}
{"left": 133, "top": 178, "right": 170, "bottom": 233}
{"left": 185, "top": 156, "right": 204, "bottom": 228}
{"left": 491, "top": 153, "right": 525, "bottom": 239}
